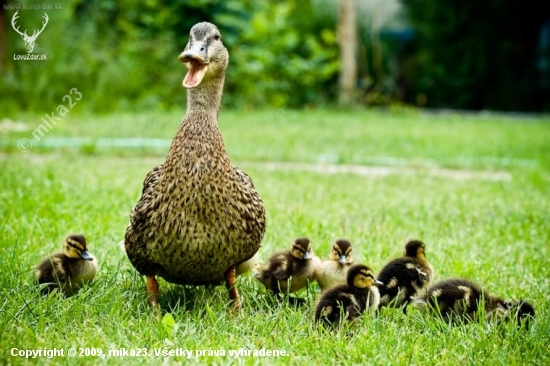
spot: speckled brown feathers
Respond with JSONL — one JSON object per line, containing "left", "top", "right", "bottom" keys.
{"left": 315, "top": 264, "right": 380, "bottom": 327}
{"left": 36, "top": 234, "right": 97, "bottom": 296}
{"left": 376, "top": 240, "right": 434, "bottom": 311}
{"left": 124, "top": 22, "right": 266, "bottom": 305}
{"left": 415, "top": 278, "right": 535, "bottom": 327}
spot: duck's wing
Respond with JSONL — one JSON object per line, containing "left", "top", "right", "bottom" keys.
{"left": 232, "top": 165, "right": 256, "bottom": 189}
{"left": 141, "top": 164, "right": 163, "bottom": 196}
{"left": 124, "top": 164, "right": 163, "bottom": 274}
{"left": 128, "top": 164, "right": 163, "bottom": 223}
{"left": 231, "top": 164, "right": 266, "bottom": 240}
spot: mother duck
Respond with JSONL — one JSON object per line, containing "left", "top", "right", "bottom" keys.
{"left": 125, "top": 22, "right": 266, "bottom": 309}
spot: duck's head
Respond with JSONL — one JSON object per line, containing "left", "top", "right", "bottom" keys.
{"left": 347, "top": 264, "right": 383, "bottom": 290}
{"left": 63, "top": 234, "right": 93, "bottom": 261}
{"left": 403, "top": 240, "right": 427, "bottom": 261}
{"left": 329, "top": 239, "right": 353, "bottom": 265}
{"left": 178, "top": 22, "right": 228, "bottom": 89}
{"left": 415, "top": 265, "right": 430, "bottom": 284}
{"left": 291, "top": 238, "right": 313, "bottom": 261}
{"left": 499, "top": 300, "right": 535, "bottom": 328}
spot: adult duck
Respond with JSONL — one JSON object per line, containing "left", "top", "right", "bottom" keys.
{"left": 125, "top": 22, "right": 266, "bottom": 310}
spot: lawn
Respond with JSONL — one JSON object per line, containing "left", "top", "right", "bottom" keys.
{"left": 0, "top": 108, "right": 549, "bottom": 365}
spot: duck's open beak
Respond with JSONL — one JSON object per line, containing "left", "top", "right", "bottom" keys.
{"left": 179, "top": 41, "right": 209, "bottom": 89}
{"left": 80, "top": 250, "right": 93, "bottom": 261}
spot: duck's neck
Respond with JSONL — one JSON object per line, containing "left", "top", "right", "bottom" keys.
{"left": 186, "top": 74, "right": 225, "bottom": 116}
{"left": 168, "top": 73, "right": 229, "bottom": 165}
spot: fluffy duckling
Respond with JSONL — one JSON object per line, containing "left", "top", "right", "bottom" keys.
{"left": 413, "top": 278, "right": 535, "bottom": 328}
{"left": 254, "top": 238, "right": 320, "bottom": 298}
{"left": 36, "top": 234, "right": 98, "bottom": 296}
{"left": 315, "top": 239, "right": 354, "bottom": 292}
{"left": 376, "top": 240, "right": 434, "bottom": 312}
{"left": 315, "top": 264, "right": 381, "bottom": 327}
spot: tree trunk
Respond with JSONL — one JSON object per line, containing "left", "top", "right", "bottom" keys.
{"left": 0, "top": 0, "right": 7, "bottom": 72}
{"left": 338, "top": 0, "right": 357, "bottom": 105}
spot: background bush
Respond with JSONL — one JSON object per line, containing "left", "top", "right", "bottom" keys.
{"left": 1, "top": 0, "right": 548, "bottom": 113}
{"left": 400, "top": 0, "right": 550, "bottom": 111}
{"left": 0, "top": 0, "right": 340, "bottom": 112}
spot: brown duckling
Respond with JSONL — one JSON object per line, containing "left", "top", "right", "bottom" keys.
{"left": 315, "top": 239, "right": 354, "bottom": 292}
{"left": 254, "top": 238, "right": 320, "bottom": 299}
{"left": 36, "top": 234, "right": 98, "bottom": 296}
{"left": 413, "top": 278, "right": 535, "bottom": 328}
{"left": 376, "top": 240, "right": 434, "bottom": 312}
{"left": 315, "top": 264, "right": 382, "bottom": 327}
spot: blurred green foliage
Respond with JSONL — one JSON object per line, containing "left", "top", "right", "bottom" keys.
{"left": 0, "top": 0, "right": 339, "bottom": 112}
{"left": 1, "top": 0, "right": 548, "bottom": 113}
{"left": 400, "top": 0, "right": 550, "bottom": 111}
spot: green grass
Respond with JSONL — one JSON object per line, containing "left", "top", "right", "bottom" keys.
{"left": 1, "top": 108, "right": 549, "bottom": 365}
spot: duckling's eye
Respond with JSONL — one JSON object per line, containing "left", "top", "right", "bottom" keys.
{"left": 360, "top": 270, "right": 374, "bottom": 279}
{"left": 213, "top": 34, "right": 221, "bottom": 41}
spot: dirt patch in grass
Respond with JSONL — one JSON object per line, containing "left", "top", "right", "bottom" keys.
{"left": 246, "top": 161, "right": 512, "bottom": 181}
{"left": 0, "top": 153, "right": 512, "bottom": 181}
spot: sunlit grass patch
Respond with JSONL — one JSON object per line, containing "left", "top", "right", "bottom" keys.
{"left": 0, "top": 109, "right": 548, "bottom": 365}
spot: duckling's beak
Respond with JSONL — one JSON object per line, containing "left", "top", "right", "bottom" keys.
{"left": 179, "top": 41, "right": 209, "bottom": 89}
{"left": 375, "top": 279, "right": 384, "bottom": 286}
{"left": 302, "top": 251, "right": 311, "bottom": 260}
{"left": 338, "top": 255, "right": 348, "bottom": 264}
{"left": 80, "top": 250, "right": 93, "bottom": 261}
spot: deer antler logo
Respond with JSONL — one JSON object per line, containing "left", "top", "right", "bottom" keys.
{"left": 11, "top": 11, "right": 49, "bottom": 54}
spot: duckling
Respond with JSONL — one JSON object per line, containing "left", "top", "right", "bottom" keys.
{"left": 315, "top": 264, "right": 381, "bottom": 327}
{"left": 36, "top": 234, "right": 98, "bottom": 296}
{"left": 376, "top": 240, "right": 434, "bottom": 312}
{"left": 254, "top": 238, "right": 320, "bottom": 300}
{"left": 124, "top": 22, "right": 266, "bottom": 309}
{"left": 413, "top": 278, "right": 535, "bottom": 328}
{"left": 315, "top": 239, "right": 354, "bottom": 292}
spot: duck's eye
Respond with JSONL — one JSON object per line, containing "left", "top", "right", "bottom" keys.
{"left": 213, "top": 34, "right": 221, "bottom": 41}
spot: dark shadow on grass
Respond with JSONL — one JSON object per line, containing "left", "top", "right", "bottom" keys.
{"left": 158, "top": 283, "right": 220, "bottom": 313}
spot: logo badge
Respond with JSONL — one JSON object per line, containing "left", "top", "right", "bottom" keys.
{"left": 11, "top": 10, "right": 48, "bottom": 54}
